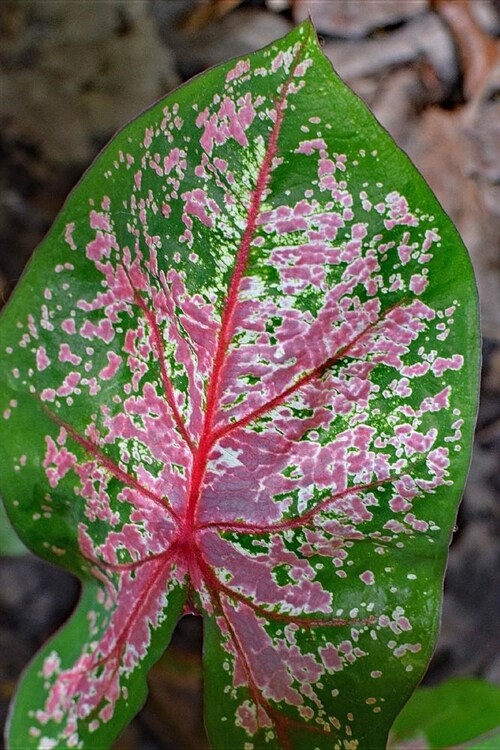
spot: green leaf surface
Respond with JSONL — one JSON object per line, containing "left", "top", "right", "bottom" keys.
{"left": 390, "top": 678, "right": 500, "bottom": 749}
{"left": 461, "top": 728, "right": 500, "bottom": 750}
{"left": 0, "top": 21, "right": 479, "bottom": 750}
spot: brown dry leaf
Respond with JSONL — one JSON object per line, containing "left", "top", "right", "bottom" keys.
{"left": 405, "top": 105, "right": 500, "bottom": 341}
{"left": 321, "top": 12, "right": 455, "bottom": 85}
{"left": 293, "top": 0, "right": 427, "bottom": 38}
{"left": 164, "top": 7, "right": 292, "bottom": 77}
{"left": 431, "top": 0, "right": 500, "bottom": 101}
{"left": 180, "top": 0, "right": 244, "bottom": 32}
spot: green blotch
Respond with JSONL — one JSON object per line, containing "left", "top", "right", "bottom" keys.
{"left": 294, "top": 287, "right": 323, "bottom": 317}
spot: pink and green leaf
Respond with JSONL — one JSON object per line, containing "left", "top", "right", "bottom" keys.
{"left": 0, "top": 21, "right": 479, "bottom": 750}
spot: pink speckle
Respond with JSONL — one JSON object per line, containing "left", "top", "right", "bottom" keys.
{"left": 295, "top": 138, "right": 327, "bottom": 156}
{"left": 58, "top": 343, "right": 81, "bottom": 366}
{"left": 42, "top": 652, "right": 61, "bottom": 679}
{"left": 319, "top": 644, "right": 343, "bottom": 671}
{"left": 401, "top": 362, "right": 430, "bottom": 378}
{"left": 389, "top": 496, "right": 412, "bottom": 512}
{"left": 384, "top": 191, "right": 419, "bottom": 229}
{"left": 404, "top": 513, "right": 429, "bottom": 533}
{"left": 214, "top": 157, "right": 228, "bottom": 173}
{"left": 397, "top": 617, "right": 412, "bottom": 632}
{"left": 182, "top": 188, "right": 219, "bottom": 229}
{"left": 57, "top": 371, "right": 81, "bottom": 397}
{"left": 422, "top": 228, "right": 440, "bottom": 251}
{"left": 89, "top": 211, "right": 111, "bottom": 232}
{"left": 86, "top": 232, "right": 116, "bottom": 262}
{"left": 36, "top": 346, "right": 51, "bottom": 372}
{"left": 421, "top": 386, "right": 450, "bottom": 412}
{"left": 360, "top": 570, "right": 375, "bottom": 585}
{"left": 431, "top": 354, "right": 464, "bottom": 377}
{"left": 99, "top": 352, "right": 122, "bottom": 380}
{"left": 164, "top": 147, "right": 185, "bottom": 175}
{"left": 64, "top": 223, "right": 77, "bottom": 250}
{"left": 409, "top": 274, "right": 428, "bottom": 295}
{"left": 197, "top": 94, "right": 256, "bottom": 156}
{"left": 80, "top": 319, "right": 114, "bottom": 344}
{"left": 40, "top": 388, "right": 56, "bottom": 402}
{"left": 226, "top": 59, "right": 250, "bottom": 83}
{"left": 43, "top": 435, "right": 76, "bottom": 487}
{"left": 61, "top": 318, "right": 76, "bottom": 335}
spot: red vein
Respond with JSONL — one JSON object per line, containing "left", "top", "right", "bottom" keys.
{"left": 42, "top": 404, "right": 182, "bottom": 524}
{"left": 199, "top": 475, "right": 398, "bottom": 535}
{"left": 87, "top": 552, "right": 176, "bottom": 680}
{"left": 132, "top": 290, "right": 195, "bottom": 453}
{"left": 184, "top": 44, "right": 308, "bottom": 530}
{"left": 213, "top": 576, "right": 375, "bottom": 630}
{"left": 198, "top": 549, "right": 329, "bottom": 748}
{"left": 211, "top": 299, "right": 407, "bottom": 445}
{"left": 81, "top": 546, "right": 173, "bottom": 575}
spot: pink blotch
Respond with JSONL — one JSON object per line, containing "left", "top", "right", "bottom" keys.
{"left": 404, "top": 513, "right": 429, "bottom": 532}
{"left": 431, "top": 354, "right": 464, "bottom": 377}
{"left": 57, "top": 371, "right": 81, "bottom": 397}
{"left": 319, "top": 644, "right": 343, "bottom": 671}
{"left": 80, "top": 319, "right": 114, "bottom": 344}
{"left": 360, "top": 570, "right": 375, "bottom": 585}
{"left": 61, "top": 318, "right": 77, "bottom": 335}
{"left": 89, "top": 210, "right": 111, "bottom": 232}
{"left": 226, "top": 58, "right": 250, "bottom": 82}
{"left": 164, "top": 147, "right": 184, "bottom": 174}
{"left": 401, "top": 362, "right": 430, "bottom": 378}
{"left": 58, "top": 343, "right": 81, "bottom": 365}
{"left": 99, "top": 352, "right": 122, "bottom": 380}
{"left": 43, "top": 435, "right": 76, "bottom": 487}
{"left": 389, "top": 496, "right": 412, "bottom": 512}
{"left": 423, "top": 228, "right": 440, "bottom": 251}
{"left": 40, "top": 388, "right": 56, "bottom": 402}
{"left": 295, "top": 138, "right": 327, "bottom": 155}
{"left": 64, "top": 223, "right": 77, "bottom": 250}
{"left": 86, "top": 232, "right": 115, "bottom": 262}
{"left": 409, "top": 274, "right": 428, "bottom": 295}
{"left": 42, "top": 652, "right": 61, "bottom": 679}
{"left": 36, "top": 346, "right": 51, "bottom": 372}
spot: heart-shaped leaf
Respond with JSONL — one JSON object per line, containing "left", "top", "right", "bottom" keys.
{"left": 0, "top": 21, "right": 479, "bottom": 750}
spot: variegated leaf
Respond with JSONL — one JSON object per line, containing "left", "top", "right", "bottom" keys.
{"left": 0, "top": 21, "right": 479, "bottom": 750}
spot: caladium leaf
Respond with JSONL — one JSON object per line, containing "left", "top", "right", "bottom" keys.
{"left": 0, "top": 21, "right": 479, "bottom": 750}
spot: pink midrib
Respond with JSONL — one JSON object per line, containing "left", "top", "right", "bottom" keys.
{"left": 183, "top": 76, "right": 296, "bottom": 532}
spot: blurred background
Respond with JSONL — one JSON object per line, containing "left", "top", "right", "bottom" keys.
{"left": 0, "top": 1, "right": 498, "bottom": 748}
